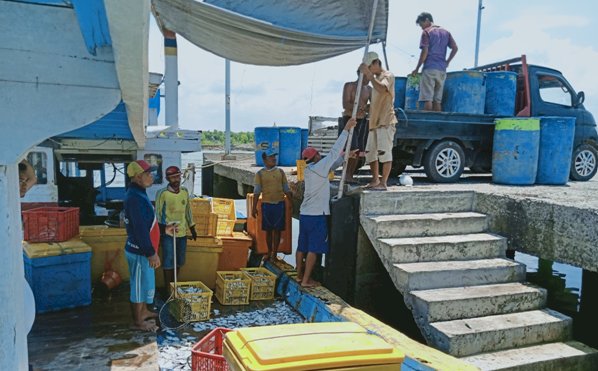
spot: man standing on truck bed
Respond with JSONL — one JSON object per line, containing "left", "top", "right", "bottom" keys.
{"left": 359, "top": 52, "right": 398, "bottom": 191}
{"left": 411, "top": 12, "right": 458, "bottom": 112}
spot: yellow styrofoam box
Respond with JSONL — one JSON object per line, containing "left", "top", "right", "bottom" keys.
{"left": 156, "top": 243, "right": 223, "bottom": 289}
{"left": 23, "top": 237, "right": 91, "bottom": 259}
{"left": 223, "top": 322, "right": 404, "bottom": 370}
{"left": 79, "top": 225, "right": 129, "bottom": 281}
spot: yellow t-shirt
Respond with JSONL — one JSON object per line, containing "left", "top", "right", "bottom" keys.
{"left": 154, "top": 186, "right": 194, "bottom": 238}
{"left": 369, "top": 70, "right": 398, "bottom": 130}
{"left": 254, "top": 167, "right": 288, "bottom": 204}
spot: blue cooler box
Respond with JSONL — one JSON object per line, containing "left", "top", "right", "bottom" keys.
{"left": 23, "top": 238, "right": 92, "bottom": 313}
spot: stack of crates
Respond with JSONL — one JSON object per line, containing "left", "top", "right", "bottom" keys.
{"left": 212, "top": 198, "right": 236, "bottom": 237}
{"left": 170, "top": 281, "right": 213, "bottom": 322}
{"left": 241, "top": 267, "right": 277, "bottom": 301}
{"left": 190, "top": 198, "right": 218, "bottom": 236}
{"left": 215, "top": 271, "right": 251, "bottom": 305}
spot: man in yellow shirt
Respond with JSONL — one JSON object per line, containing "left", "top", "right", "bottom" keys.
{"left": 155, "top": 166, "right": 196, "bottom": 293}
{"left": 359, "top": 52, "right": 398, "bottom": 191}
{"left": 252, "top": 149, "right": 292, "bottom": 261}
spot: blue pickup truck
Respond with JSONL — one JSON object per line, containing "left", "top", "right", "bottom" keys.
{"left": 392, "top": 56, "right": 598, "bottom": 182}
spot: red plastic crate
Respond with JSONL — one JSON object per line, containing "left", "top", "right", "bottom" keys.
{"left": 22, "top": 207, "right": 80, "bottom": 242}
{"left": 191, "top": 327, "right": 232, "bottom": 371}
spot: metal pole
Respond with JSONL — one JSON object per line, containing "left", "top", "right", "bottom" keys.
{"left": 225, "top": 59, "right": 231, "bottom": 156}
{"left": 337, "top": 0, "right": 379, "bottom": 199}
{"left": 381, "top": 41, "right": 390, "bottom": 71}
{"left": 474, "top": 0, "right": 484, "bottom": 67}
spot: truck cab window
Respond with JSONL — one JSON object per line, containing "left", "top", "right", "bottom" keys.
{"left": 537, "top": 74, "right": 573, "bottom": 107}
{"left": 144, "top": 154, "right": 163, "bottom": 184}
{"left": 26, "top": 151, "right": 48, "bottom": 184}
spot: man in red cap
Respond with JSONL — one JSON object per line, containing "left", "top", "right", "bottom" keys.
{"left": 296, "top": 118, "right": 356, "bottom": 287}
{"left": 124, "top": 160, "right": 163, "bottom": 332}
{"left": 155, "top": 165, "right": 196, "bottom": 295}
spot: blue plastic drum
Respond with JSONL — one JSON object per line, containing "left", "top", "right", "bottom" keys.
{"left": 443, "top": 71, "right": 486, "bottom": 114}
{"left": 405, "top": 75, "right": 420, "bottom": 110}
{"left": 485, "top": 71, "right": 517, "bottom": 116}
{"left": 254, "top": 127, "right": 279, "bottom": 166}
{"left": 394, "top": 77, "right": 407, "bottom": 109}
{"left": 536, "top": 117, "right": 576, "bottom": 184}
{"left": 492, "top": 118, "right": 540, "bottom": 185}
{"left": 301, "top": 128, "right": 309, "bottom": 154}
{"left": 278, "top": 126, "right": 302, "bottom": 166}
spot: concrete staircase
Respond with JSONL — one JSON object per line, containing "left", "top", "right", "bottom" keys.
{"left": 360, "top": 190, "right": 598, "bottom": 370}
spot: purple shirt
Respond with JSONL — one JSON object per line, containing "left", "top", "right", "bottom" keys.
{"left": 420, "top": 25, "right": 455, "bottom": 71}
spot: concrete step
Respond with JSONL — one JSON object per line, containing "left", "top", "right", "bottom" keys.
{"left": 410, "top": 282, "right": 547, "bottom": 322}
{"left": 429, "top": 309, "right": 572, "bottom": 357}
{"left": 360, "top": 190, "right": 475, "bottom": 215}
{"left": 368, "top": 212, "right": 488, "bottom": 238}
{"left": 378, "top": 233, "right": 506, "bottom": 263}
{"left": 393, "top": 258, "right": 526, "bottom": 292}
{"left": 461, "top": 341, "right": 598, "bottom": 371}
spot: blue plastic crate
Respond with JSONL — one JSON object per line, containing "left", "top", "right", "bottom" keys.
{"left": 24, "top": 251, "right": 92, "bottom": 313}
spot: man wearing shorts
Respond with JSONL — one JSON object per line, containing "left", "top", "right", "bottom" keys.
{"left": 411, "top": 12, "right": 458, "bottom": 112}
{"left": 359, "top": 52, "right": 398, "bottom": 191}
{"left": 339, "top": 69, "right": 371, "bottom": 183}
{"left": 155, "top": 166, "right": 196, "bottom": 296}
{"left": 252, "top": 149, "right": 292, "bottom": 261}
{"left": 296, "top": 118, "right": 356, "bottom": 287}
{"left": 124, "top": 160, "right": 162, "bottom": 332}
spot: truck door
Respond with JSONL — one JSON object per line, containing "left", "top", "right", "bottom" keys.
{"left": 531, "top": 71, "right": 587, "bottom": 145}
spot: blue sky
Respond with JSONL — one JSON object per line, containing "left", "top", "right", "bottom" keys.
{"left": 149, "top": 0, "right": 598, "bottom": 132}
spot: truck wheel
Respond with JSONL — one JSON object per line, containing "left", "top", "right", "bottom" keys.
{"left": 424, "top": 140, "right": 465, "bottom": 183}
{"left": 570, "top": 144, "right": 598, "bottom": 181}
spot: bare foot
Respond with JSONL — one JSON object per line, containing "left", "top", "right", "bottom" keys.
{"left": 143, "top": 310, "right": 158, "bottom": 320}
{"left": 370, "top": 184, "right": 387, "bottom": 191}
{"left": 363, "top": 182, "right": 380, "bottom": 189}
{"left": 294, "top": 276, "right": 303, "bottom": 283}
{"left": 301, "top": 280, "right": 320, "bottom": 288}
{"left": 130, "top": 319, "right": 159, "bottom": 332}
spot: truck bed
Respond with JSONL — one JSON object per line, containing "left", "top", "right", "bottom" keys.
{"left": 396, "top": 110, "right": 498, "bottom": 142}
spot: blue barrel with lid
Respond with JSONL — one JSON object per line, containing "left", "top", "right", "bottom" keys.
{"left": 301, "top": 128, "right": 309, "bottom": 154}
{"left": 536, "top": 116, "right": 576, "bottom": 184}
{"left": 442, "top": 71, "right": 486, "bottom": 114}
{"left": 254, "top": 127, "right": 279, "bottom": 166}
{"left": 485, "top": 71, "right": 517, "bottom": 116}
{"left": 394, "top": 77, "right": 407, "bottom": 109}
{"left": 278, "top": 126, "right": 302, "bottom": 166}
{"left": 405, "top": 74, "right": 420, "bottom": 110}
{"left": 492, "top": 118, "right": 540, "bottom": 185}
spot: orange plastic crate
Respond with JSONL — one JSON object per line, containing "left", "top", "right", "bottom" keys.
{"left": 22, "top": 207, "right": 79, "bottom": 242}
{"left": 191, "top": 327, "right": 232, "bottom": 371}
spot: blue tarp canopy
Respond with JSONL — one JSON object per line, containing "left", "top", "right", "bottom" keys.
{"left": 151, "top": 0, "right": 388, "bottom": 66}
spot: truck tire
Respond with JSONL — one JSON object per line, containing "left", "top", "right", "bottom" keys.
{"left": 570, "top": 144, "right": 598, "bottom": 181}
{"left": 424, "top": 140, "right": 465, "bottom": 183}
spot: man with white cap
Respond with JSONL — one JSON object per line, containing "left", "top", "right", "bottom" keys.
{"left": 359, "top": 51, "right": 398, "bottom": 191}
{"left": 296, "top": 118, "right": 356, "bottom": 287}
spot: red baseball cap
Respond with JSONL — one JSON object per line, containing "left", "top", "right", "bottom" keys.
{"left": 165, "top": 166, "right": 181, "bottom": 177}
{"left": 302, "top": 147, "right": 319, "bottom": 161}
{"left": 127, "top": 160, "right": 156, "bottom": 178}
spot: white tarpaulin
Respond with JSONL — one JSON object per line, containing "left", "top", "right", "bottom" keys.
{"left": 151, "top": 0, "right": 388, "bottom": 66}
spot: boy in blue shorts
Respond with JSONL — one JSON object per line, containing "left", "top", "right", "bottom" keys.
{"left": 252, "top": 149, "right": 292, "bottom": 262}
{"left": 296, "top": 118, "right": 356, "bottom": 287}
{"left": 123, "top": 160, "right": 163, "bottom": 332}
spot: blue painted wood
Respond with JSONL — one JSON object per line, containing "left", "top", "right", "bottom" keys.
{"left": 11, "top": 0, "right": 69, "bottom": 6}
{"left": 56, "top": 102, "right": 134, "bottom": 140}
{"left": 71, "top": 0, "right": 112, "bottom": 55}
{"left": 401, "top": 356, "right": 437, "bottom": 371}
